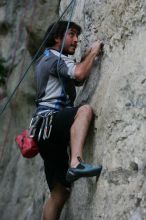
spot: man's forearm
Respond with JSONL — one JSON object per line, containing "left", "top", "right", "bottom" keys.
{"left": 74, "top": 50, "right": 98, "bottom": 81}
{"left": 74, "top": 40, "right": 103, "bottom": 81}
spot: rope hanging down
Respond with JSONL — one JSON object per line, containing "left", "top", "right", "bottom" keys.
{"left": 0, "top": 0, "right": 76, "bottom": 116}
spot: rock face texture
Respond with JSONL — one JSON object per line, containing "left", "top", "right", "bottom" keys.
{"left": 0, "top": 0, "right": 146, "bottom": 220}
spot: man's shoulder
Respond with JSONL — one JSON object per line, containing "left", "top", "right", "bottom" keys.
{"left": 36, "top": 49, "right": 58, "bottom": 67}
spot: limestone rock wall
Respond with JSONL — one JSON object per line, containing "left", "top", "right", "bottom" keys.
{"left": 0, "top": 0, "right": 146, "bottom": 220}
{"left": 59, "top": 0, "right": 146, "bottom": 220}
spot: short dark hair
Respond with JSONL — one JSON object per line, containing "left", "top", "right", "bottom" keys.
{"left": 43, "top": 20, "right": 82, "bottom": 48}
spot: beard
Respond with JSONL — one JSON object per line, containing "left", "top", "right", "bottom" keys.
{"left": 63, "top": 45, "right": 76, "bottom": 55}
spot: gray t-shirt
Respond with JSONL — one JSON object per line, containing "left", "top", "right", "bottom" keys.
{"left": 35, "top": 48, "right": 77, "bottom": 111}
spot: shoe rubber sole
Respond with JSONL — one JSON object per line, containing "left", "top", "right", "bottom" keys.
{"left": 66, "top": 166, "right": 102, "bottom": 183}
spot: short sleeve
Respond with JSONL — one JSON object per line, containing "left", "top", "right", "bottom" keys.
{"left": 47, "top": 50, "right": 76, "bottom": 79}
{"left": 56, "top": 56, "right": 76, "bottom": 79}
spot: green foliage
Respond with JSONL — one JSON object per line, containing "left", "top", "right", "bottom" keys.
{"left": 0, "top": 58, "right": 7, "bottom": 85}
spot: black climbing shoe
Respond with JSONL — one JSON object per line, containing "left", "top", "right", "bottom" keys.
{"left": 66, "top": 157, "right": 102, "bottom": 183}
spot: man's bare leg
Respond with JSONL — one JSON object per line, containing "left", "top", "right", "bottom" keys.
{"left": 70, "top": 104, "right": 93, "bottom": 168}
{"left": 42, "top": 183, "right": 70, "bottom": 220}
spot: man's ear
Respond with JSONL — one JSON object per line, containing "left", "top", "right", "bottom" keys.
{"left": 54, "top": 37, "right": 62, "bottom": 50}
{"left": 54, "top": 37, "right": 62, "bottom": 44}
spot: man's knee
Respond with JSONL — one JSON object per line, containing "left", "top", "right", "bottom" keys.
{"left": 77, "top": 104, "right": 93, "bottom": 121}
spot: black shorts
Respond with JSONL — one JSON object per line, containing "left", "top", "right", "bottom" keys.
{"left": 38, "top": 107, "right": 79, "bottom": 191}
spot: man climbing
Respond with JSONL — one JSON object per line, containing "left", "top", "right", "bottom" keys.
{"left": 34, "top": 20, "right": 103, "bottom": 220}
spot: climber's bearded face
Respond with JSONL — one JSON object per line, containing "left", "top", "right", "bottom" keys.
{"left": 63, "top": 28, "right": 78, "bottom": 55}
{"left": 55, "top": 28, "right": 78, "bottom": 55}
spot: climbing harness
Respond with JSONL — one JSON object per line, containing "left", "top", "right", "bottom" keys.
{"left": 0, "top": 0, "right": 77, "bottom": 116}
{"left": 15, "top": 110, "right": 55, "bottom": 158}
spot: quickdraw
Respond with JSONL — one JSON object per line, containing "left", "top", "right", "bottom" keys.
{"left": 29, "top": 110, "right": 55, "bottom": 141}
